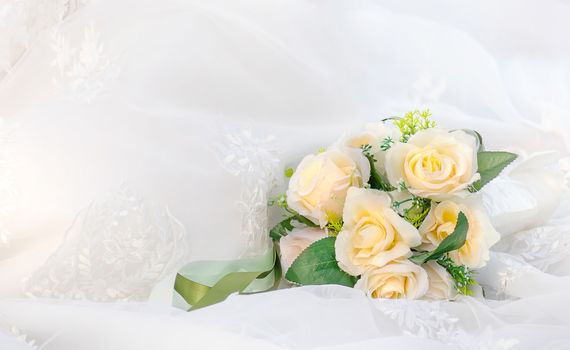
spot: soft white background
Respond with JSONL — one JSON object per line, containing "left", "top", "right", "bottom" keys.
{"left": 0, "top": 0, "right": 570, "bottom": 349}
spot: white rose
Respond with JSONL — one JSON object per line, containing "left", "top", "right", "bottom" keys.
{"left": 419, "top": 196, "right": 500, "bottom": 269}
{"left": 287, "top": 148, "right": 370, "bottom": 227}
{"left": 335, "top": 187, "right": 421, "bottom": 276}
{"left": 335, "top": 122, "right": 401, "bottom": 154}
{"left": 423, "top": 261, "right": 456, "bottom": 300}
{"left": 355, "top": 259, "right": 429, "bottom": 299}
{"left": 334, "top": 122, "right": 401, "bottom": 173}
{"left": 385, "top": 128, "right": 480, "bottom": 200}
{"left": 279, "top": 227, "right": 328, "bottom": 273}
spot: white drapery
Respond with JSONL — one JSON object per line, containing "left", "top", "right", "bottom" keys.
{"left": 0, "top": 0, "right": 569, "bottom": 348}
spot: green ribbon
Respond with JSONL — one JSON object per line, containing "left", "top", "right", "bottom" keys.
{"left": 174, "top": 247, "right": 280, "bottom": 311}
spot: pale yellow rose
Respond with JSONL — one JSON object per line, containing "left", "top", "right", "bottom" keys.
{"left": 334, "top": 122, "right": 401, "bottom": 174}
{"left": 279, "top": 227, "right": 328, "bottom": 273}
{"left": 385, "top": 128, "right": 480, "bottom": 200}
{"left": 287, "top": 148, "right": 370, "bottom": 227}
{"left": 335, "top": 187, "right": 421, "bottom": 276}
{"left": 335, "top": 122, "right": 401, "bottom": 154}
{"left": 419, "top": 196, "right": 500, "bottom": 269}
{"left": 355, "top": 259, "right": 429, "bottom": 299}
{"left": 423, "top": 261, "right": 456, "bottom": 300}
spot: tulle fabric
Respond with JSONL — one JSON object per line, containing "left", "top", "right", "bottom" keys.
{"left": 0, "top": 0, "right": 570, "bottom": 348}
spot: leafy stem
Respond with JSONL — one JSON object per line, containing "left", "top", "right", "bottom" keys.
{"left": 437, "top": 255, "right": 476, "bottom": 295}
{"left": 269, "top": 193, "right": 318, "bottom": 241}
{"left": 360, "top": 144, "right": 395, "bottom": 192}
{"left": 402, "top": 196, "right": 431, "bottom": 228}
{"left": 380, "top": 136, "right": 394, "bottom": 151}
{"left": 393, "top": 109, "right": 436, "bottom": 142}
{"left": 392, "top": 198, "right": 413, "bottom": 210}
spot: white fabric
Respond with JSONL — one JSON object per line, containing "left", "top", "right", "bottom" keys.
{"left": 1, "top": 0, "right": 570, "bottom": 348}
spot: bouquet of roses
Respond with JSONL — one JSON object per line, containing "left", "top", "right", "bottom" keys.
{"left": 271, "top": 110, "right": 517, "bottom": 300}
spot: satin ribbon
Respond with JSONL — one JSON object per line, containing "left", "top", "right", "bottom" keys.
{"left": 174, "top": 247, "right": 280, "bottom": 310}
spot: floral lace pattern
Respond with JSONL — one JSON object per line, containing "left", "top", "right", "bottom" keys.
{"left": 373, "top": 298, "right": 519, "bottom": 349}
{"left": 493, "top": 253, "right": 539, "bottom": 299}
{"left": 0, "top": 0, "right": 89, "bottom": 81}
{"left": 24, "top": 187, "right": 189, "bottom": 301}
{"left": 374, "top": 299, "right": 459, "bottom": 340}
{"left": 492, "top": 192, "right": 570, "bottom": 272}
{"left": 0, "top": 321, "right": 38, "bottom": 349}
{"left": 217, "top": 128, "right": 280, "bottom": 257}
{"left": 51, "top": 21, "right": 120, "bottom": 102}
{"left": 497, "top": 226, "right": 570, "bottom": 271}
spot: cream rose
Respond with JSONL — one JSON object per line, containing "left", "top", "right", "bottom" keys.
{"left": 355, "top": 259, "right": 429, "bottom": 299}
{"left": 287, "top": 148, "right": 370, "bottom": 227}
{"left": 279, "top": 227, "right": 328, "bottom": 273}
{"left": 335, "top": 187, "right": 422, "bottom": 276}
{"left": 334, "top": 122, "right": 401, "bottom": 174}
{"left": 419, "top": 196, "right": 500, "bottom": 269}
{"left": 423, "top": 261, "right": 456, "bottom": 300}
{"left": 385, "top": 128, "right": 480, "bottom": 200}
{"left": 335, "top": 122, "right": 401, "bottom": 154}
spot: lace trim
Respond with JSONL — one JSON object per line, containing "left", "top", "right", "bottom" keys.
{"left": 496, "top": 226, "right": 570, "bottom": 272}
{"left": 493, "top": 192, "right": 570, "bottom": 272}
{"left": 0, "top": 317, "right": 39, "bottom": 349}
{"left": 51, "top": 21, "right": 120, "bottom": 102}
{"left": 24, "top": 187, "right": 189, "bottom": 301}
{"left": 373, "top": 299, "right": 519, "bottom": 349}
{"left": 216, "top": 128, "right": 280, "bottom": 257}
{"left": 0, "top": 0, "right": 89, "bottom": 81}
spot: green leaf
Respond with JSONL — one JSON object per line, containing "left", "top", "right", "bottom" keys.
{"left": 472, "top": 151, "right": 517, "bottom": 191}
{"left": 364, "top": 153, "right": 395, "bottom": 192}
{"left": 285, "top": 237, "right": 357, "bottom": 287}
{"left": 410, "top": 212, "right": 469, "bottom": 265}
{"left": 269, "top": 214, "right": 318, "bottom": 241}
